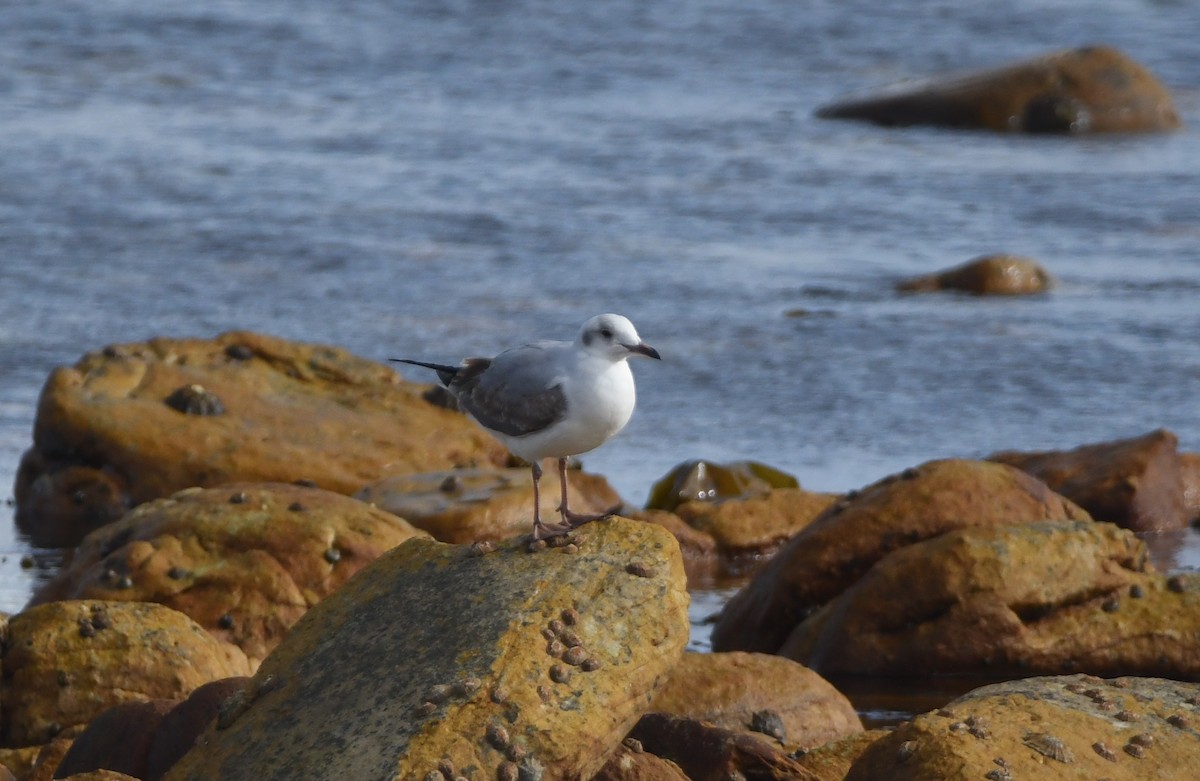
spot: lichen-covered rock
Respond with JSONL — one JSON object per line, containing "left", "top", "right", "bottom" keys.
{"left": 782, "top": 521, "right": 1200, "bottom": 679}
{"left": 846, "top": 675, "right": 1200, "bottom": 780}
{"left": 14, "top": 331, "right": 508, "bottom": 546}
{"left": 628, "top": 510, "right": 721, "bottom": 586}
{"left": 0, "top": 601, "right": 250, "bottom": 748}
{"left": 816, "top": 46, "right": 1181, "bottom": 133}
{"left": 991, "top": 429, "right": 1190, "bottom": 531}
{"left": 712, "top": 459, "right": 1090, "bottom": 654}
{"left": 897, "top": 254, "right": 1051, "bottom": 296}
{"left": 650, "top": 652, "right": 862, "bottom": 750}
{"left": 164, "top": 517, "right": 689, "bottom": 781}
{"left": 355, "top": 468, "right": 623, "bottom": 543}
{"left": 627, "top": 713, "right": 822, "bottom": 781}
{"left": 29, "top": 483, "right": 428, "bottom": 667}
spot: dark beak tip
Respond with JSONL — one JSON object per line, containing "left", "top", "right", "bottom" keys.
{"left": 639, "top": 343, "right": 662, "bottom": 360}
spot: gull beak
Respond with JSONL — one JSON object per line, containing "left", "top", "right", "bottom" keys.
{"left": 625, "top": 342, "right": 661, "bottom": 360}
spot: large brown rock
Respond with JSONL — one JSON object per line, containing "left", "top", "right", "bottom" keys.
{"left": 650, "top": 652, "right": 862, "bottom": 751}
{"left": 991, "top": 429, "right": 1190, "bottom": 531}
{"left": 711, "top": 459, "right": 1090, "bottom": 654}
{"left": 897, "top": 254, "right": 1051, "bottom": 296}
{"left": 14, "top": 331, "right": 508, "bottom": 547}
{"left": 782, "top": 521, "right": 1200, "bottom": 679}
{"left": 816, "top": 45, "right": 1181, "bottom": 133}
{"left": 792, "top": 730, "right": 889, "bottom": 781}
{"left": 164, "top": 517, "right": 690, "bottom": 781}
{"left": 846, "top": 675, "right": 1200, "bottom": 780}
{"left": 0, "top": 601, "right": 250, "bottom": 749}
{"left": 355, "top": 467, "right": 623, "bottom": 543}
{"left": 1182, "top": 451, "right": 1200, "bottom": 523}
{"left": 28, "top": 483, "right": 427, "bottom": 667}
{"left": 627, "top": 713, "right": 821, "bottom": 781}
{"left": 590, "top": 744, "right": 690, "bottom": 781}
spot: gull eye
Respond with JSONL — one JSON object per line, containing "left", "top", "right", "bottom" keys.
{"left": 599, "top": 328, "right": 613, "bottom": 340}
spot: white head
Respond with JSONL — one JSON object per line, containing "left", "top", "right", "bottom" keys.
{"left": 577, "top": 314, "right": 661, "bottom": 362}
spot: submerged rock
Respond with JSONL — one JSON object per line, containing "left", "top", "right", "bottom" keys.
{"left": 712, "top": 459, "right": 1089, "bottom": 654}
{"left": 29, "top": 483, "right": 428, "bottom": 667}
{"left": 355, "top": 467, "right": 623, "bottom": 543}
{"left": 782, "top": 520, "right": 1200, "bottom": 678}
{"left": 164, "top": 517, "right": 689, "bottom": 781}
{"left": 990, "top": 429, "right": 1191, "bottom": 532}
{"left": 816, "top": 45, "right": 1180, "bottom": 133}
{"left": 14, "top": 331, "right": 508, "bottom": 547}
{"left": 897, "top": 254, "right": 1051, "bottom": 296}
{"left": 846, "top": 675, "right": 1200, "bottom": 780}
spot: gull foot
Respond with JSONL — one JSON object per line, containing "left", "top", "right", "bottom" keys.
{"left": 532, "top": 519, "right": 573, "bottom": 541}
{"left": 561, "top": 504, "right": 622, "bottom": 529}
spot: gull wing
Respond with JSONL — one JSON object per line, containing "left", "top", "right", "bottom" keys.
{"left": 450, "top": 345, "right": 569, "bottom": 438}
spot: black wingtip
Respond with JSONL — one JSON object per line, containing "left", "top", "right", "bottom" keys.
{"left": 389, "top": 358, "right": 460, "bottom": 386}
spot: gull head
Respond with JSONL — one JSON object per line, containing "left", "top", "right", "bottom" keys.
{"left": 578, "top": 313, "right": 661, "bottom": 362}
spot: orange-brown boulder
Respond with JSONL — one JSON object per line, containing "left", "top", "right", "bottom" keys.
{"left": 29, "top": 483, "right": 428, "bottom": 667}
{"left": 650, "top": 652, "right": 862, "bottom": 751}
{"left": 590, "top": 743, "right": 690, "bottom": 781}
{"left": 1182, "top": 451, "right": 1200, "bottom": 523}
{"left": 897, "top": 254, "right": 1051, "bottom": 296}
{"left": 816, "top": 45, "right": 1180, "bottom": 133}
{"left": 0, "top": 601, "right": 249, "bottom": 749}
{"left": 990, "top": 429, "right": 1189, "bottom": 531}
{"left": 355, "top": 467, "right": 623, "bottom": 543}
{"left": 627, "top": 713, "right": 821, "bottom": 781}
{"left": 782, "top": 521, "right": 1200, "bottom": 679}
{"left": 846, "top": 675, "right": 1200, "bottom": 781}
{"left": 711, "top": 459, "right": 1089, "bottom": 654}
{"left": 14, "top": 331, "right": 508, "bottom": 547}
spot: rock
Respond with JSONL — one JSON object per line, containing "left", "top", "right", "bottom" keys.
{"left": 711, "top": 459, "right": 1090, "bottom": 654}
{"left": 816, "top": 45, "right": 1181, "bottom": 133}
{"left": 24, "top": 734, "right": 77, "bottom": 781}
{"left": 164, "top": 517, "right": 689, "bottom": 781}
{"left": 0, "top": 766, "right": 12, "bottom": 781}
{"left": 29, "top": 483, "right": 427, "bottom": 667}
{"left": 628, "top": 510, "right": 722, "bottom": 587}
{"left": 1182, "top": 452, "right": 1200, "bottom": 523}
{"left": 0, "top": 600, "right": 250, "bottom": 748}
{"left": 646, "top": 460, "right": 800, "bottom": 513}
{"left": 0, "top": 748, "right": 40, "bottom": 780}
{"left": 590, "top": 743, "right": 690, "bottom": 781}
{"left": 355, "top": 467, "right": 623, "bottom": 543}
{"left": 144, "top": 678, "right": 251, "bottom": 781}
{"left": 14, "top": 331, "right": 508, "bottom": 546}
{"left": 57, "top": 773, "right": 142, "bottom": 781}
{"left": 897, "top": 254, "right": 1051, "bottom": 296}
{"left": 792, "top": 730, "right": 889, "bottom": 781}
{"left": 650, "top": 652, "right": 862, "bottom": 750}
{"left": 845, "top": 674, "right": 1200, "bottom": 780}
{"left": 782, "top": 521, "right": 1200, "bottom": 678}
{"left": 627, "top": 713, "right": 821, "bottom": 781}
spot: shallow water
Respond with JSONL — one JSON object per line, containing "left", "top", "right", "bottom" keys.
{"left": 3, "top": 0, "right": 1200, "bottom": 724}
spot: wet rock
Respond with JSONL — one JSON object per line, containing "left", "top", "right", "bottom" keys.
{"left": 897, "top": 254, "right": 1051, "bottom": 296}
{"left": 712, "top": 459, "right": 1089, "bottom": 654}
{"left": 816, "top": 45, "right": 1180, "bottom": 133}
{"left": 845, "top": 675, "right": 1200, "bottom": 780}
{"left": 991, "top": 429, "right": 1190, "bottom": 532}
{"left": 355, "top": 467, "right": 622, "bottom": 543}
{"left": 627, "top": 713, "right": 821, "bottom": 781}
{"left": 650, "top": 652, "right": 862, "bottom": 750}
{"left": 29, "top": 483, "right": 427, "bottom": 667}
{"left": 0, "top": 601, "right": 249, "bottom": 749}
{"left": 590, "top": 743, "right": 690, "bottom": 781}
{"left": 646, "top": 460, "right": 800, "bottom": 512}
{"left": 163, "top": 517, "right": 689, "bottom": 781}
{"left": 14, "top": 331, "right": 508, "bottom": 546}
{"left": 782, "top": 521, "right": 1200, "bottom": 678}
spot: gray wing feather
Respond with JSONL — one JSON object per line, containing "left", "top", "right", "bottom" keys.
{"left": 450, "top": 345, "right": 569, "bottom": 437}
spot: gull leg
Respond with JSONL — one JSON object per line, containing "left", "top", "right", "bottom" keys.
{"left": 531, "top": 460, "right": 570, "bottom": 540}
{"left": 558, "top": 457, "right": 621, "bottom": 528}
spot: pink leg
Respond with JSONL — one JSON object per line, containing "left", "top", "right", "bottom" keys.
{"left": 558, "top": 457, "right": 621, "bottom": 528}
{"left": 531, "top": 460, "right": 570, "bottom": 540}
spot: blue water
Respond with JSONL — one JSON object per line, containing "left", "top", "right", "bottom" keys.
{"left": 3, "top": 0, "right": 1200, "bottom": 622}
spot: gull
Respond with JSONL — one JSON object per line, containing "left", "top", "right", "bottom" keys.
{"left": 392, "top": 314, "right": 660, "bottom": 540}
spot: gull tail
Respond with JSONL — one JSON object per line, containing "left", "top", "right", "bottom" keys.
{"left": 389, "top": 358, "right": 459, "bottom": 386}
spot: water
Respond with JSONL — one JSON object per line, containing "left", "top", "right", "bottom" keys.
{"left": 3, "top": 0, "right": 1200, "bottom": 722}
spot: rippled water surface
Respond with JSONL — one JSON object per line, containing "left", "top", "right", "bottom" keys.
{"left": 3, "top": 0, "right": 1200, "bottom": 721}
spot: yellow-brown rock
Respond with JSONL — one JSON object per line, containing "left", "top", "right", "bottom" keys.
{"left": 164, "top": 517, "right": 689, "bottom": 781}
{"left": 29, "top": 483, "right": 427, "bottom": 667}
{"left": 14, "top": 331, "right": 508, "bottom": 546}
{"left": 628, "top": 509, "right": 721, "bottom": 587}
{"left": 646, "top": 460, "right": 800, "bottom": 513}
{"left": 816, "top": 46, "right": 1181, "bottom": 133}
{"left": 792, "top": 730, "right": 889, "bottom": 781}
{"left": 897, "top": 254, "right": 1051, "bottom": 296}
{"left": 0, "top": 601, "right": 250, "bottom": 748}
{"left": 355, "top": 467, "right": 623, "bottom": 543}
{"left": 712, "top": 459, "right": 1090, "bottom": 654}
{"left": 782, "top": 521, "right": 1200, "bottom": 679}
{"left": 1183, "top": 451, "right": 1200, "bottom": 523}
{"left": 845, "top": 675, "right": 1200, "bottom": 780}
{"left": 991, "top": 429, "right": 1190, "bottom": 531}
{"left": 650, "top": 652, "right": 862, "bottom": 751}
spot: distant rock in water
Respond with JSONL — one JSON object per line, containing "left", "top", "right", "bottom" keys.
{"left": 897, "top": 254, "right": 1051, "bottom": 296}
{"left": 816, "top": 46, "right": 1181, "bottom": 134}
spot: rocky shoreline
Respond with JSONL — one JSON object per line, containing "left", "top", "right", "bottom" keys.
{"left": 3, "top": 331, "right": 1199, "bottom": 780}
